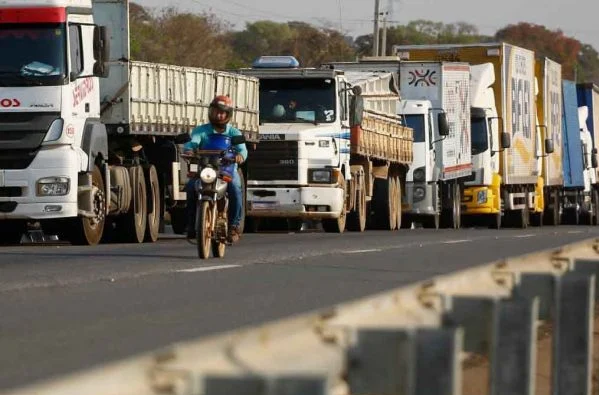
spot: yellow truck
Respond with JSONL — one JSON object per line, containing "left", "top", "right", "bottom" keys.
{"left": 535, "top": 57, "right": 563, "bottom": 225}
{"left": 393, "top": 43, "right": 554, "bottom": 228}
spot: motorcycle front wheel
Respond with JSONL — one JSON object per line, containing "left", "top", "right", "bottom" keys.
{"left": 196, "top": 200, "right": 212, "bottom": 259}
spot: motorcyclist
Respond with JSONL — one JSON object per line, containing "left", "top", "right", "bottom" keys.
{"left": 183, "top": 95, "right": 247, "bottom": 243}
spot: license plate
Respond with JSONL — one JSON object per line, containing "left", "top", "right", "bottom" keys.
{"left": 251, "top": 201, "right": 277, "bottom": 210}
{"left": 0, "top": 171, "right": 4, "bottom": 187}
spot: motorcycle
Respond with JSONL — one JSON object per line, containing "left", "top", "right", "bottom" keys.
{"left": 182, "top": 134, "right": 245, "bottom": 259}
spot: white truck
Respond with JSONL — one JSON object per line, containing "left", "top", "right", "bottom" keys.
{"left": 397, "top": 61, "right": 472, "bottom": 229}
{"left": 394, "top": 43, "right": 548, "bottom": 229}
{"left": 238, "top": 56, "right": 413, "bottom": 233}
{"left": 0, "top": 0, "right": 259, "bottom": 245}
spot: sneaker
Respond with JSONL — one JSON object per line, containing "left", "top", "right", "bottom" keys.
{"left": 227, "top": 225, "right": 241, "bottom": 243}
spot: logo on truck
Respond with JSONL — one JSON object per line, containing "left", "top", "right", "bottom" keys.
{"left": 73, "top": 77, "right": 94, "bottom": 107}
{"left": 511, "top": 53, "right": 532, "bottom": 139}
{"left": 0, "top": 98, "right": 20, "bottom": 108}
{"left": 408, "top": 69, "right": 437, "bottom": 87}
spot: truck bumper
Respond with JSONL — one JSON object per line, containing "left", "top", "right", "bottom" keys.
{"left": 461, "top": 185, "right": 499, "bottom": 215}
{"left": 247, "top": 186, "right": 344, "bottom": 219}
{"left": 403, "top": 182, "right": 438, "bottom": 216}
{"left": 0, "top": 146, "right": 85, "bottom": 220}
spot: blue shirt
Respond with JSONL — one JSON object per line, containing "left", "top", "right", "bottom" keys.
{"left": 183, "top": 123, "right": 248, "bottom": 163}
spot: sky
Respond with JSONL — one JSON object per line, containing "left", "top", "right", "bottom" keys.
{"left": 134, "top": 0, "right": 599, "bottom": 53}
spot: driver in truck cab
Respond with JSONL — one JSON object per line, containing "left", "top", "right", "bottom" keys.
{"left": 183, "top": 95, "right": 247, "bottom": 243}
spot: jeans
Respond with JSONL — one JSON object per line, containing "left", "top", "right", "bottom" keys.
{"left": 186, "top": 168, "right": 243, "bottom": 232}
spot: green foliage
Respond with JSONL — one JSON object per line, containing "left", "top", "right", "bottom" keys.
{"left": 128, "top": 3, "right": 599, "bottom": 85}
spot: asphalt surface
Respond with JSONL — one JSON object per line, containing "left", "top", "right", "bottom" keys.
{"left": 1, "top": 225, "right": 599, "bottom": 391}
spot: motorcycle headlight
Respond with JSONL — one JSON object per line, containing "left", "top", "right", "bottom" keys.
{"left": 200, "top": 167, "right": 217, "bottom": 183}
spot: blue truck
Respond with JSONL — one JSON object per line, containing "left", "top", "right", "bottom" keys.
{"left": 561, "top": 81, "right": 598, "bottom": 224}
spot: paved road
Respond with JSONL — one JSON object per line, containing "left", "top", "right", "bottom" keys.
{"left": 1, "top": 225, "right": 598, "bottom": 391}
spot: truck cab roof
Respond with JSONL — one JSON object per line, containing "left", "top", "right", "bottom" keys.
{"left": 0, "top": 0, "right": 91, "bottom": 8}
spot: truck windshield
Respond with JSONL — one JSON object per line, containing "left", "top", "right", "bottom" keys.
{"left": 402, "top": 114, "right": 425, "bottom": 143}
{"left": 259, "top": 78, "right": 336, "bottom": 124}
{"left": 471, "top": 116, "right": 489, "bottom": 155}
{"left": 0, "top": 24, "right": 67, "bottom": 86}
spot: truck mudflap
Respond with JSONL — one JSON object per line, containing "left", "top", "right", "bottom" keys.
{"left": 247, "top": 186, "right": 344, "bottom": 219}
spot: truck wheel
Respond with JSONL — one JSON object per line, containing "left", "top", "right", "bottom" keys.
{"left": 68, "top": 165, "right": 106, "bottom": 245}
{"left": 170, "top": 206, "right": 187, "bottom": 235}
{"left": 0, "top": 221, "right": 25, "bottom": 245}
{"left": 422, "top": 213, "right": 440, "bottom": 229}
{"left": 116, "top": 166, "right": 147, "bottom": 243}
{"left": 369, "top": 178, "right": 393, "bottom": 230}
{"left": 488, "top": 212, "right": 502, "bottom": 229}
{"left": 347, "top": 174, "right": 366, "bottom": 232}
{"left": 144, "top": 165, "right": 160, "bottom": 242}
{"left": 237, "top": 168, "right": 246, "bottom": 236}
{"left": 592, "top": 190, "right": 599, "bottom": 226}
{"left": 394, "top": 175, "right": 403, "bottom": 230}
{"left": 323, "top": 174, "right": 347, "bottom": 233}
{"left": 454, "top": 183, "right": 461, "bottom": 229}
{"left": 562, "top": 208, "right": 579, "bottom": 225}
{"left": 544, "top": 192, "right": 560, "bottom": 226}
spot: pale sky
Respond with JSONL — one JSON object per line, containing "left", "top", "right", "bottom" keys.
{"left": 134, "top": 0, "right": 599, "bottom": 52}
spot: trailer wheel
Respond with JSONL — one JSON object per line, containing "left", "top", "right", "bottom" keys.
{"left": 323, "top": 174, "right": 347, "bottom": 233}
{"left": 116, "top": 166, "right": 147, "bottom": 243}
{"left": 369, "top": 178, "right": 393, "bottom": 230}
{"left": 347, "top": 172, "right": 366, "bottom": 232}
{"left": 394, "top": 175, "right": 403, "bottom": 230}
{"left": 68, "top": 165, "right": 106, "bottom": 245}
{"left": 144, "top": 165, "right": 160, "bottom": 242}
{"left": 170, "top": 206, "right": 187, "bottom": 235}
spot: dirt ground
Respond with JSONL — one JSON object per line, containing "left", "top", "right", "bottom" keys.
{"left": 462, "top": 309, "right": 599, "bottom": 395}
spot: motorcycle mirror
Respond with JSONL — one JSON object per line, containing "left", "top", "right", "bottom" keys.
{"left": 231, "top": 135, "right": 246, "bottom": 145}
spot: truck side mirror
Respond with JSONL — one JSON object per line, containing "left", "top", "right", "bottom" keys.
{"left": 93, "top": 26, "right": 110, "bottom": 78}
{"left": 349, "top": 88, "right": 364, "bottom": 128}
{"left": 593, "top": 148, "right": 599, "bottom": 169}
{"left": 544, "top": 138, "right": 554, "bottom": 154}
{"left": 437, "top": 113, "right": 449, "bottom": 136}
{"left": 501, "top": 132, "right": 511, "bottom": 149}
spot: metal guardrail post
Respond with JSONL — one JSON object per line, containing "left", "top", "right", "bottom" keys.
{"left": 414, "top": 328, "right": 463, "bottom": 395}
{"left": 553, "top": 272, "right": 595, "bottom": 395}
{"left": 348, "top": 329, "right": 415, "bottom": 395}
{"left": 443, "top": 297, "right": 497, "bottom": 354}
{"left": 204, "top": 376, "right": 265, "bottom": 395}
{"left": 489, "top": 296, "right": 539, "bottom": 395}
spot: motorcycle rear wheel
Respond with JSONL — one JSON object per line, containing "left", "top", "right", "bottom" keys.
{"left": 196, "top": 200, "right": 212, "bottom": 259}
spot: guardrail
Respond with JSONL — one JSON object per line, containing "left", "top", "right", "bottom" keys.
{"left": 4, "top": 238, "right": 599, "bottom": 395}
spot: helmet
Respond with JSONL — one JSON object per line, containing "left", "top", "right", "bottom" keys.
{"left": 208, "top": 95, "right": 233, "bottom": 127}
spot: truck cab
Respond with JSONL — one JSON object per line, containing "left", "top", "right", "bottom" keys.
{"left": 0, "top": 0, "right": 109, "bottom": 243}
{"left": 239, "top": 57, "right": 351, "bottom": 229}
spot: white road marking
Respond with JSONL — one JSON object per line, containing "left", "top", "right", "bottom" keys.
{"left": 342, "top": 249, "right": 382, "bottom": 254}
{"left": 176, "top": 265, "right": 241, "bottom": 273}
{"left": 567, "top": 230, "right": 584, "bottom": 234}
{"left": 514, "top": 234, "right": 536, "bottom": 238}
{"left": 442, "top": 239, "right": 472, "bottom": 244}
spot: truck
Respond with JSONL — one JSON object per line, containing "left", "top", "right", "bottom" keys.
{"left": 535, "top": 57, "right": 563, "bottom": 225}
{"left": 0, "top": 0, "right": 259, "bottom": 245}
{"left": 561, "top": 80, "right": 596, "bottom": 224}
{"left": 576, "top": 82, "right": 599, "bottom": 223}
{"left": 397, "top": 61, "right": 471, "bottom": 229}
{"left": 394, "top": 43, "right": 552, "bottom": 228}
{"left": 237, "top": 56, "right": 413, "bottom": 233}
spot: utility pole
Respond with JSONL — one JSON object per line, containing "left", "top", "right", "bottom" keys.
{"left": 381, "top": 11, "right": 389, "bottom": 56}
{"left": 373, "top": 0, "right": 380, "bottom": 56}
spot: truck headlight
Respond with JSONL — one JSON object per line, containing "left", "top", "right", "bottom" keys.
{"left": 43, "top": 118, "right": 64, "bottom": 142}
{"left": 413, "top": 167, "right": 425, "bottom": 182}
{"left": 37, "top": 177, "right": 70, "bottom": 196}
{"left": 309, "top": 169, "right": 332, "bottom": 183}
{"left": 413, "top": 186, "right": 426, "bottom": 202}
{"left": 200, "top": 167, "right": 217, "bottom": 183}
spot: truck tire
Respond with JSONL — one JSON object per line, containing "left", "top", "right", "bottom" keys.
{"left": 592, "top": 190, "right": 599, "bottom": 226}
{"left": 347, "top": 173, "right": 366, "bottom": 232}
{"left": 170, "top": 205, "right": 187, "bottom": 235}
{"left": 144, "top": 165, "right": 160, "bottom": 242}
{"left": 562, "top": 208, "right": 579, "bottom": 225}
{"left": 441, "top": 182, "right": 460, "bottom": 229}
{"left": 68, "top": 165, "right": 106, "bottom": 245}
{"left": 0, "top": 220, "right": 25, "bottom": 245}
{"left": 116, "top": 166, "right": 147, "bottom": 243}
{"left": 237, "top": 168, "right": 246, "bottom": 236}
{"left": 394, "top": 175, "right": 403, "bottom": 230}
{"left": 323, "top": 174, "right": 347, "bottom": 233}
{"left": 488, "top": 212, "right": 502, "bottom": 230}
{"left": 543, "top": 192, "right": 560, "bottom": 226}
{"left": 368, "top": 178, "right": 393, "bottom": 230}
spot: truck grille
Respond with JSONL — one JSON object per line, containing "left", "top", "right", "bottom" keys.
{"left": 0, "top": 112, "right": 58, "bottom": 169}
{"left": 248, "top": 141, "right": 299, "bottom": 181}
